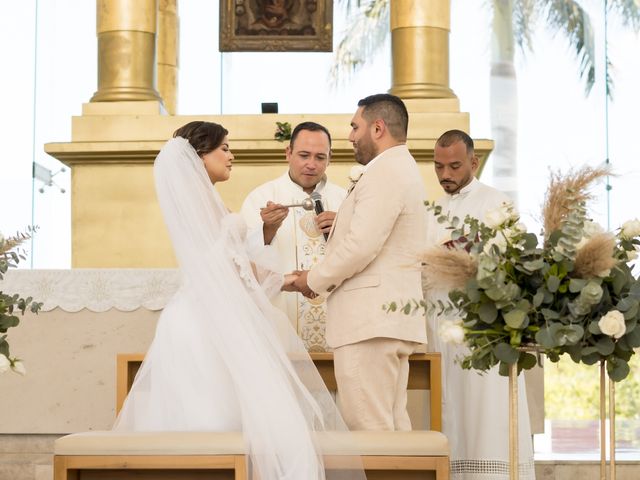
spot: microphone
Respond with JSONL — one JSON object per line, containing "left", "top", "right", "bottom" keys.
{"left": 310, "top": 192, "right": 329, "bottom": 241}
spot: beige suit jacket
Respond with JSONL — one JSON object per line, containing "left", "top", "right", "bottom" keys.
{"left": 308, "top": 144, "right": 428, "bottom": 348}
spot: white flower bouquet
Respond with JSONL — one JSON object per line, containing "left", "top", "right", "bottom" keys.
{"left": 415, "top": 167, "right": 640, "bottom": 381}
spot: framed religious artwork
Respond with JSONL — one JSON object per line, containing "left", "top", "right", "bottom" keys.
{"left": 220, "top": 0, "right": 333, "bottom": 52}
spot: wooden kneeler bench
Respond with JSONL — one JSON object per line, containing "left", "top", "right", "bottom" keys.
{"left": 53, "top": 351, "right": 448, "bottom": 479}
{"left": 54, "top": 430, "right": 449, "bottom": 479}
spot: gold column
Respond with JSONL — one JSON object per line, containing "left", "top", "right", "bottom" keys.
{"left": 91, "top": 0, "right": 161, "bottom": 102}
{"left": 390, "top": 0, "right": 456, "bottom": 99}
{"left": 157, "top": 0, "right": 179, "bottom": 114}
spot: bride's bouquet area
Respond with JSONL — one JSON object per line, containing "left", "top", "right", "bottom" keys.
{"left": 0, "top": 229, "right": 42, "bottom": 375}
{"left": 421, "top": 167, "right": 640, "bottom": 381}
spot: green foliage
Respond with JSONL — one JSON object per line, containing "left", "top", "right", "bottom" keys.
{"left": 274, "top": 122, "right": 292, "bottom": 142}
{"left": 418, "top": 199, "right": 640, "bottom": 382}
{"left": 0, "top": 228, "right": 42, "bottom": 369}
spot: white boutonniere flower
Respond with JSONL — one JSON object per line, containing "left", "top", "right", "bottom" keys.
{"left": 348, "top": 165, "right": 366, "bottom": 191}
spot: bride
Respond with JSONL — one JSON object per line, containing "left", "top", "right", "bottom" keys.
{"left": 114, "top": 121, "right": 364, "bottom": 480}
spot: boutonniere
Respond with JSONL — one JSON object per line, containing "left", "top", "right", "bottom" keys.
{"left": 347, "top": 165, "right": 365, "bottom": 193}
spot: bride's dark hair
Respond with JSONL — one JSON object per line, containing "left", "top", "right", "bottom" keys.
{"left": 173, "top": 121, "right": 228, "bottom": 157}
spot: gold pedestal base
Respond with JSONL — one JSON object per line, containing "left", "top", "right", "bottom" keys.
{"left": 600, "top": 361, "right": 616, "bottom": 480}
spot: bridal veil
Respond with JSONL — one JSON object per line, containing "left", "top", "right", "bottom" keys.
{"left": 114, "top": 137, "right": 365, "bottom": 480}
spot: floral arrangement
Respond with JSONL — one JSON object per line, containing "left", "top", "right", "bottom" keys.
{"left": 274, "top": 121, "right": 292, "bottom": 142}
{"left": 416, "top": 167, "right": 640, "bottom": 381}
{"left": 0, "top": 228, "right": 42, "bottom": 375}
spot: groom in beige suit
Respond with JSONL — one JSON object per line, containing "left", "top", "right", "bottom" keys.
{"left": 293, "top": 94, "right": 428, "bottom": 430}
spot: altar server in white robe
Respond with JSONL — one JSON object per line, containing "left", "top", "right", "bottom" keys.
{"left": 425, "top": 129, "right": 536, "bottom": 480}
{"left": 241, "top": 122, "right": 346, "bottom": 351}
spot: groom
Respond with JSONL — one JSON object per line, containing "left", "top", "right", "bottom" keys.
{"left": 293, "top": 94, "right": 428, "bottom": 430}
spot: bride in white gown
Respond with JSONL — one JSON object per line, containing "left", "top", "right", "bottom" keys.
{"left": 114, "top": 122, "right": 365, "bottom": 480}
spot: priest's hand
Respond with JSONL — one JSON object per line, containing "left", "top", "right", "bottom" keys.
{"left": 261, "top": 201, "right": 288, "bottom": 245}
{"left": 315, "top": 211, "right": 336, "bottom": 235}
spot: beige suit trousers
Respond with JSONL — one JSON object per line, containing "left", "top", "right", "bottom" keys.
{"left": 334, "top": 337, "right": 419, "bottom": 431}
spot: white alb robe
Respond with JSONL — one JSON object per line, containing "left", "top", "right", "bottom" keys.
{"left": 241, "top": 172, "right": 346, "bottom": 351}
{"left": 425, "top": 178, "right": 536, "bottom": 480}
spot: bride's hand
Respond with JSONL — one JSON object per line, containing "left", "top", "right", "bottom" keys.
{"left": 281, "top": 272, "right": 299, "bottom": 292}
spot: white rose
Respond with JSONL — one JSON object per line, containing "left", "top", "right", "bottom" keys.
{"left": 598, "top": 310, "right": 626, "bottom": 339}
{"left": 438, "top": 319, "right": 466, "bottom": 345}
{"left": 483, "top": 234, "right": 508, "bottom": 255}
{"left": 11, "top": 360, "right": 26, "bottom": 376}
{"left": 484, "top": 202, "right": 516, "bottom": 229}
{"left": 348, "top": 165, "right": 365, "bottom": 183}
{"left": 621, "top": 219, "right": 640, "bottom": 239}
{"left": 0, "top": 355, "right": 9, "bottom": 374}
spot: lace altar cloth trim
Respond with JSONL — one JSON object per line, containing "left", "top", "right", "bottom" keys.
{"left": 451, "top": 459, "right": 535, "bottom": 478}
{"left": 1, "top": 269, "right": 181, "bottom": 312}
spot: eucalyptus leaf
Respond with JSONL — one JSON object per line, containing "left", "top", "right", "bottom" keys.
{"left": 569, "top": 278, "right": 587, "bottom": 293}
{"left": 503, "top": 309, "right": 528, "bottom": 329}
{"left": 494, "top": 343, "right": 520, "bottom": 363}
{"left": 478, "top": 302, "right": 498, "bottom": 324}
{"left": 518, "top": 352, "right": 537, "bottom": 370}
{"left": 595, "top": 337, "right": 615, "bottom": 356}
{"left": 535, "top": 326, "right": 557, "bottom": 349}
{"left": 547, "top": 275, "right": 561, "bottom": 293}
{"left": 607, "top": 358, "right": 630, "bottom": 382}
{"left": 533, "top": 290, "right": 544, "bottom": 308}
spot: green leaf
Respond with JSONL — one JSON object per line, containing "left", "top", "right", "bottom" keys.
{"left": 503, "top": 309, "right": 528, "bottom": 329}
{"left": 569, "top": 278, "right": 587, "bottom": 293}
{"left": 523, "top": 258, "right": 545, "bottom": 272}
{"left": 535, "top": 326, "right": 557, "bottom": 349}
{"left": 494, "top": 343, "right": 520, "bottom": 364}
{"left": 518, "top": 352, "right": 537, "bottom": 370}
{"left": 595, "top": 337, "right": 615, "bottom": 356}
{"left": 547, "top": 275, "right": 561, "bottom": 292}
{"left": 478, "top": 302, "right": 498, "bottom": 324}
{"left": 607, "top": 358, "right": 630, "bottom": 382}
{"left": 485, "top": 286, "right": 505, "bottom": 301}
{"left": 555, "top": 324, "right": 584, "bottom": 345}
{"left": 533, "top": 290, "right": 544, "bottom": 308}
{"left": 541, "top": 308, "right": 560, "bottom": 320}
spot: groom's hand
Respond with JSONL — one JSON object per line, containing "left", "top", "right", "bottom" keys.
{"left": 293, "top": 270, "right": 317, "bottom": 299}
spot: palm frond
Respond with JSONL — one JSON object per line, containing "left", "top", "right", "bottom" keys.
{"left": 329, "top": 0, "right": 389, "bottom": 86}
{"left": 609, "top": 0, "right": 640, "bottom": 30}
{"left": 539, "top": 0, "right": 596, "bottom": 95}
{"left": 512, "top": 0, "right": 539, "bottom": 51}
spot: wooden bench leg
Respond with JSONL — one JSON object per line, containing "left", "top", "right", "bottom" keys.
{"left": 435, "top": 456, "right": 450, "bottom": 480}
{"left": 53, "top": 456, "right": 78, "bottom": 480}
{"left": 235, "top": 454, "right": 248, "bottom": 480}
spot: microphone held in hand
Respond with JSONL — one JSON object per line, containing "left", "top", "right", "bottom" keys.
{"left": 310, "top": 192, "right": 329, "bottom": 241}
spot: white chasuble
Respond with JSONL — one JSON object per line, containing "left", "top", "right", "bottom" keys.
{"left": 241, "top": 172, "right": 346, "bottom": 351}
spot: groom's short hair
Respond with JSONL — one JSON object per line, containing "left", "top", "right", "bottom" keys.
{"left": 357, "top": 93, "right": 409, "bottom": 142}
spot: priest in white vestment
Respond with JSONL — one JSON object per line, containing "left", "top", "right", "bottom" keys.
{"left": 425, "top": 130, "right": 536, "bottom": 479}
{"left": 241, "top": 122, "right": 345, "bottom": 351}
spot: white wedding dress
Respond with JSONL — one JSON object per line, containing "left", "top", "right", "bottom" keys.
{"left": 114, "top": 137, "right": 364, "bottom": 480}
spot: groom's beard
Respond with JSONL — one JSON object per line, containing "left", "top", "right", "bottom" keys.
{"left": 354, "top": 134, "right": 377, "bottom": 165}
